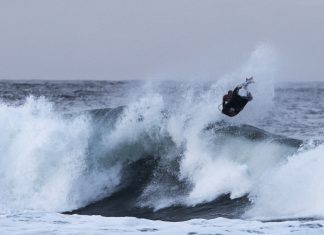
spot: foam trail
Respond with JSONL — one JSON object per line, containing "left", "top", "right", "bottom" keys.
{"left": 247, "top": 144, "right": 324, "bottom": 220}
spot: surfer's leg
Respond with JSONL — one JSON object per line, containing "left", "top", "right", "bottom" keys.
{"left": 242, "top": 77, "right": 254, "bottom": 90}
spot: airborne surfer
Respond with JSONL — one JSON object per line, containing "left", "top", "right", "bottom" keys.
{"left": 221, "top": 77, "right": 254, "bottom": 117}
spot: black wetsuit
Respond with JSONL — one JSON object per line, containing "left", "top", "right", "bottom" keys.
{"left": 222, "top": 87, "right": 253, "bottom": 117}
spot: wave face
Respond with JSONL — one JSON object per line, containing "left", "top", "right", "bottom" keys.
{"left": 0, "top": 95, "right": 305, "bottom": 221}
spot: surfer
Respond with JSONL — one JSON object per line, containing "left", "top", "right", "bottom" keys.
{"left": 222, "top": 77, "right": 254, "bottom": 117}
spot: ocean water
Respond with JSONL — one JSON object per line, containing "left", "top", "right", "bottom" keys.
{"left": 0, "top": 79, "right": 324, "bottom": 235}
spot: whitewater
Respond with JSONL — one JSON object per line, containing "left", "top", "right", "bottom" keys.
{"left": 1, "top": 46, "right": 324, "bottom": 234}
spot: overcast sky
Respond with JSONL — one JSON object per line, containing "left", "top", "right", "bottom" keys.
{"left": 0, "top": 0, "right": 323, "bottom": 81}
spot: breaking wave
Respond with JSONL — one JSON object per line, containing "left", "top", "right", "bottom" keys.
{"left": 1, "top": 45, "right": 322, "bottom": 221}
{"left": 1, "top": 94, "right": 317, "bottom": 221}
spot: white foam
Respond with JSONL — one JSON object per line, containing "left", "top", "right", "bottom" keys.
{"left": 0, "top": 97, "right": 121, "bottom": 212}
{"left": 247, "top": 144, "right": 324, "bottom": 220}
{"left": 0, "top": 211, "right": 323, "bottom": 235}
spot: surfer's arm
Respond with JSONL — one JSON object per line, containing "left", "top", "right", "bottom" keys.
{"left": 236, "top": 78, "right": 254, "bottom": 93}
{"left": 233, "top": 87, "right": 241, "bottom": 95}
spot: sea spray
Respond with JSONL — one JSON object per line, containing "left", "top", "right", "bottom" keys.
{"left": 247, "top": 144, "right": 324, "bottom": 220}
{"left": 0, "top": 97, "right": 121, "bottom": 212}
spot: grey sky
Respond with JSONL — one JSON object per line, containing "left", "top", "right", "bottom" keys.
{"left": 0, "top": 0, "right": 323, "bottom": 81}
